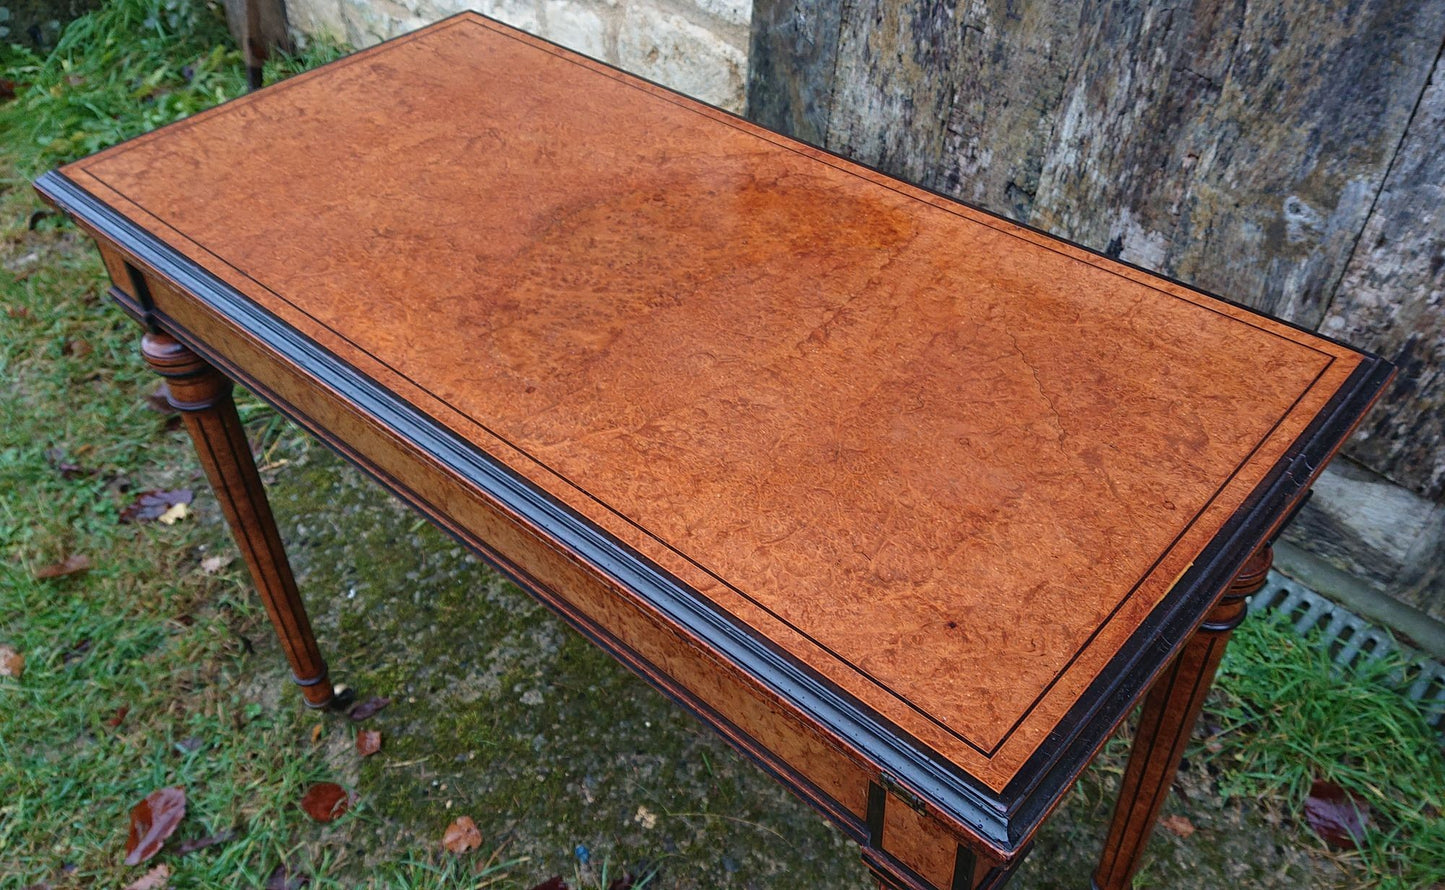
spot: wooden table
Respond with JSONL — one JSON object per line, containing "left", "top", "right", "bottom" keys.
{"left": 37, "top": 14, "right": 1392, "bottom": 889}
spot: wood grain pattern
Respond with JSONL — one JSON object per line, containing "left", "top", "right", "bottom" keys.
{"left": 56, "top": 15, "right": 1369, "bottom": 789}
{"left": 123, "top": 249, "right": 977, "bottom": 879}
{"left": 37, "top": 13, "right": 1391, "bottom": 876}
{"left": 748, "top": 0, "right": 1442, "bottom": 501}
{"left": 139, "top": 331, "right": 334, "bottom": 707}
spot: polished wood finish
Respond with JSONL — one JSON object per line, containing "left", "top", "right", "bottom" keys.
{"left": 140, "top": 331, "right": 334, "bottom": 708}
{"left": 37, "top": 14, "right": 1392, "bottom": 889}
{"left": 53, "top": 15, "right": 1374, "bottom": 791}
{"left": 1093, "top": 546, "right": 1273, "bottom": 890}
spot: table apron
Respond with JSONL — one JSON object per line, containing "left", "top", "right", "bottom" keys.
{"left": 105, "top": 245, "right": 1002, "bottom": 888}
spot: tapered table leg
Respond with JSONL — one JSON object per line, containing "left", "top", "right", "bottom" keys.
{"left": 142, "top": 331, "right": 335, "bottom": 708}
{"left": 1092, "top": 545, "right": 1272, "bottom": 890}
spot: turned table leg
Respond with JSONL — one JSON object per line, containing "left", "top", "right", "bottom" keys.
{"left": 142, "top": 331, "right": 335, "bottom": 708}
{"left": 1092, "top": 545, "right": 1272, "bottom": 890}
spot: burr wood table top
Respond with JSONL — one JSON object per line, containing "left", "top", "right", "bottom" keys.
{"left": 37, "top": 12, "right": 1391, "bottom": 859}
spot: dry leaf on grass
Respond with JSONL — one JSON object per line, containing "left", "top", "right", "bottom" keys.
{"left": 0, "top": 645, "right": 24, "bottom": 678}
{"left": 1305, "top": 779, "right": 1370, "bottom": 849}
{"left": 175, "top": 829, "right": 237, "bottom": 855}
{"left": 44, "top": 446, "right": 97, "bottom": 479}
{"left": 124, "top": 786, "right": 187, "bottom": 865}
{"left": 34, "top": 553, "right": 93, "bottom": 579}
{"left": 356, "top": 729, "right": 382, "bottom": 757}
{"left": 264, "top": 863, "right": 310, "bottom": 890}
{"left": 347, "top": 695, "right": 391, "bottom": 722}
{"left": 1160, "top": 814, "right": 1196, "bottom": 838}
{"left": 299, "top": 783, "right": 351, "bottom": 822}
{"left": 156, "top": 502, "right": 189, "bottom": 525}
{"left": 62, "top": 638, "right": 91, "bottom": 664}
{"left": 123, "top": 864, "right": 170, "bottom": 890}
{"left": 120, "top": 490, "right": 192, "bottom": 524}
{"left": 442, "top": 816, "right": 481, "bottom": 854}
{"left": 309, "top": 723, "right": 324, "bottom": 746}
{"left": 529, "top": 878, "right": 569, "bottom": 890}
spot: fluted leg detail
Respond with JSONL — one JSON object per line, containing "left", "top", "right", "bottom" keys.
{"left": 142, "top": 332, "right": 334, "bottom": 708}
{"left": 1092, "top": 546, "right": 1272, "bottom": 889}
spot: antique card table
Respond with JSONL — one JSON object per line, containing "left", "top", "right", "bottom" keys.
{"left": 37, "top": 14, "right": 1392, "bottom": 889}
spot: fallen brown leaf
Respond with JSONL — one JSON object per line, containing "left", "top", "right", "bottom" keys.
{"left": 1160, "top": 814, "right": 1196, "bottom": 838}
{"left": 34, "top": 554, "right": 93, "bottom": 580}
{"left": 529, "top": 878, "right": 569, "bottom": 890}
{"left": 120, "top": 490, "right": 193, "bottom": 524}
{"left": 264, "top": 863, "right": 310, "bottom": 890}
{"left": 108, "top": 705, "right": 130, "bottom": 728}
{"left": 63, "top": 338, "right": 93, "bottom": 358}
{"left": 124, "top": 786, "right": 187, "bottom": 865}
{"left": 122, "top": 863, "right": 170, "bottom": 890}
{"left": 347, "top": 696, "right": 391, "bottom": 722}
{"left": 44, "top": 447, "right": 97, "bottom": 479}
{"left": 309, "top": 723, "right": 324, "bottom": 746}
{"left": 0, "top": 645, "right": 24, "bottom": 678}
{"left": 356, "top": 729, "right": 382, "bottom": 758}
{"left": 174, "top": 829, "right": 237, "bottom": 855}
{"left": 299, "top": 783, "right": 351, "bottom": 822}
{"left": 442, "top": 815, "right": 481, "bottom": 854}
{"left": 62, "top": 638, "right": 91, "bottom": 664}
{"left": 1305, "top": 779, "right": 1370, "bottom": 850}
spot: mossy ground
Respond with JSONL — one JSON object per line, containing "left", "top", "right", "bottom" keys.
{"left": 252, "top": 435, "right": 1359, "bottom": 889}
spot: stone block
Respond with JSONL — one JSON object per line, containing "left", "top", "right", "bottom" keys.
{"left": 540, "top": 0, "right": 609, "bottom": 58}
{"left": 689, "top": 0, "right": 750, "bottom": 28}
{"left": 617, "top": 1, "right": 746, "bottom": 109}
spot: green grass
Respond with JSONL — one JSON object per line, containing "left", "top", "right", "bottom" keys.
{"left": 1213, "top": 615, "right": 1445, "bottom": 889}
{"left": 0, "top": 2, "right": 482, "bottom": 888}
{"left": 3, "top": 2, "right": 1444, "bottom": 888}
{"left": 0, "top": 0, "right": 344, "bottom": 177}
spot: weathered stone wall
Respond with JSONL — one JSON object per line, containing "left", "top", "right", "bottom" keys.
{"left": 749, "top": 0, "right": 1445, "bottom": 630}
{"left": 285, "top": 0, "right": 749, "bottom": 110}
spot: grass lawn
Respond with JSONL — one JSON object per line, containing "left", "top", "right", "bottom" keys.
{"left": 1, "top": 2, "right": 1442, "bottom": 888}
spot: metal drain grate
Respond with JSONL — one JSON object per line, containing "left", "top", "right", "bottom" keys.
{"left": 1250, "top": 570, "right": 1445, "bottom": 729}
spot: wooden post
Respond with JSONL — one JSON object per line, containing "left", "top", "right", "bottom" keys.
{"left": 223, "top": 0, "right": 292, "bottom": 90}
{"left": 142, "top": 332, "right": 335, "bottom": 708}
{"left": 1092, "top": 546, "right": 1273, "bottom": 890}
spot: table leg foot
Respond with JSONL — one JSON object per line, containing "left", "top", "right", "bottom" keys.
{"left": 142, "top": 331, "right": 336, "bottom": 709}
{"left": 1091, "top": 546, "right": 1272, "bottom": 890}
